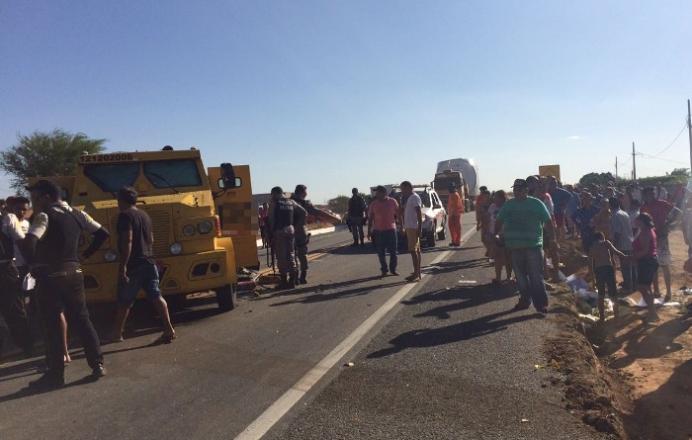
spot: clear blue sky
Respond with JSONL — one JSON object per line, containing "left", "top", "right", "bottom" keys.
{"left": 1, "top": 0, "right": 691, "bottom": 202}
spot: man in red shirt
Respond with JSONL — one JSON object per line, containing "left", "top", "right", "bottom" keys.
{"left": 368, "top": 186, "right": 400, "bottom": 277}
{"left": 641, "top": 187, "right": 682, "bottom": 301}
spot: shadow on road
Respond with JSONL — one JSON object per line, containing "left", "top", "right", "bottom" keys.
{"left": 271, "top": 277, "right": 407, "bottom": 307}
{"left": 404, "top": 283, "right": 518, "bottom": 320}
{"left": 367, "top": 309, "right": 543, "bottom": 358}
{"left": 257, "top": 275, "right": 386, "bottom": 301}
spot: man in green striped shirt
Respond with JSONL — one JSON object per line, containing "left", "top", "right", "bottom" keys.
{"left": 495, "top": 179, "right": 553, "bottom": 313}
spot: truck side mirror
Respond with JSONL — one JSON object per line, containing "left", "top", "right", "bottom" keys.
{"left": 219, "top": 163, "right": 240, "bottom": 189}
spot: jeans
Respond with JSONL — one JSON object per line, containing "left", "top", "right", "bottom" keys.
{"left": 374, "top": 230, "right": 398, "bottom": 273}
{"left": 619, "top": 251, "right": 635, "bottom": 291}
{"left": 510, "top": 247, "right": 548, "bottom": 308}
{"left": 118, "top": 262, "right": 162, "bottom": 306}
{"left": 351, "top": 217, "right": 365, "bottom": 244}
{"left": 37, "top": 270, "right": 103, "bottom": 376}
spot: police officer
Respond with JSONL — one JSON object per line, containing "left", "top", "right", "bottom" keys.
{"left": 291, "top": 185, "right": 341, "bottom": 284}
{"left": 22, "top": 180, "right": 110, "bottom": 388}
{"left": 267, "top": 187, "right": 305, "bottom": 289}
{"left": 0, "top": 197, "right": 33, "bottom": 359}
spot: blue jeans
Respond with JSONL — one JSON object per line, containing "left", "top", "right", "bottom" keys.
{"left": 118, "top": 262, "right": 162, "bottom": 306}
{"left": 510, "top": 247, "right": 548, "bottom": 308}
{"left": 374, "top": 230, "right": 398, "bottom": 273}
{"left": 619, "top": 250, "right": 636, "bottom": 291}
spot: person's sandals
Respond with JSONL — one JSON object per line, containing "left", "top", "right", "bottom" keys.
{"left": 405, "top": 274, "right": 421, "bottom": 282}
{"left": 155, "top": 332, "right": 177, "bottom": 344}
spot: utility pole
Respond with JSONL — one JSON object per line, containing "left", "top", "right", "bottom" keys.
{"left": 687, "top": 99, "right": 692, "bottom": 174}
{"left": 615, "top": 156, "right": 618, "bottom": 179}
{"left": 632, "top": 141, "right": 637, "bottom": 181}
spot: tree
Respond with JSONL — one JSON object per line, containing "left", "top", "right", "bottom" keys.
{"left": 578, "top": 172, "right": 616, "bottom": 187}
{"left": 327, "top": 195, "right": 350, "bottom": 215}
{"left": 0, "top": 129, "right": 105, "bottom": 191}
{"left": 670, "top": 168, "right": 690, "bottom": 177}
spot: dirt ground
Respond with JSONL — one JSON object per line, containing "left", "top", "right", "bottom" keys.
{"left": 560, "top": 229, "right": 691, "bottom": 440}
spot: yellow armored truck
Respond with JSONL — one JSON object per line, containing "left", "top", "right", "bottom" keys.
{"left": 39, "top": 148, "right": 258, "bottom": 311}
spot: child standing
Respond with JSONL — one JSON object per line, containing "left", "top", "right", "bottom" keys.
{"left": 588, "top": 232, "right": 627, "bottom": 322}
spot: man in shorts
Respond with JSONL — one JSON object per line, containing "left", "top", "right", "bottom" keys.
{"left": 112, "top": 187, "right": 176, "bottom": 343}
{"left": 400, "top": 181, "right": 422, "bottom": 282}
{"left": 641, "top": 187, "right": 682, "bottom": 302}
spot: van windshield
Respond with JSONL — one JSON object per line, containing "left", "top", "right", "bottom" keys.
{"left": 83, "top": 163, "right": 140, "bottom": 192}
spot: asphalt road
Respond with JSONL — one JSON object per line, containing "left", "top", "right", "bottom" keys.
{"left": 0, "top": 217, "right": 602, "bottom": 439}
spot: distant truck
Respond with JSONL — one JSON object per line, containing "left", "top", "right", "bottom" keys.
{"left": 434, "top": 158, "right": 479, "bottom": 211}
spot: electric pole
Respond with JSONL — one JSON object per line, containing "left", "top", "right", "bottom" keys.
{"left": 615, "top": 156, "right": 618, "bottom": 179}
{"left": 632, "top": 141, "right": 637, "bottom": 181}
{"left": 687, "top": 99, "right": 692, "bottom": 174}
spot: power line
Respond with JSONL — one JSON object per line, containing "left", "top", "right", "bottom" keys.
{"left": 636, "top": 151, "right": 688, "bottom": 165}
{"left": 652, "top": 122, "right": 687, "bottom": 157}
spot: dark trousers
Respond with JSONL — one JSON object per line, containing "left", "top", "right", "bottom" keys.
{"left": 0, "top": 263, "right": 33, "bottom": 355}
{"left": 274, "top": 229, "right": 296, "bottom": 276}
{"left": 595, "top": 265, "right": 617, "bottom": 298}
{"left": 510, "top": 247, "right": 548, "bottom": 308}
{"left": 37, "top": 271, "right": 102, "bottom": 376}
{"left": 351, "top": 217, "right": 365, "bottom": 244}
{"left": 295, "top": 237, "right": 309, "bottom": 272}
{"left": 375, "top": 230, "right": 398, "bottom": 273}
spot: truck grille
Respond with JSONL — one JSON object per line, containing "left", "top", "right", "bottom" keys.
{"left": 145, "top": 209, "right": 171, "bottom": 257}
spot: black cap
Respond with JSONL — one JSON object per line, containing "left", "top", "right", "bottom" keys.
{"left": 271, "top": 186, "right": 283, "bottom": 195}
{"left": 26, "top": 179, "right": 61, "bottom": 198}
{"left": 512, "top": 179, "right": 527, "bottom": 188}
{"left": 525, "top": 175, "right": 540, "bottom": 183}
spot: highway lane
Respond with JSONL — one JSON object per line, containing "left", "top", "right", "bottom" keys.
{"left": 0, "top": 218, "right": 476, "bottom": 439}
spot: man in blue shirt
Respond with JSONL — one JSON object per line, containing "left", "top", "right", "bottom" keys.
{"left": 548, "top": 177, "right": 572, "bottom": 241}
{"left": 572, "top": 192, "right": 599, "bottom": 252}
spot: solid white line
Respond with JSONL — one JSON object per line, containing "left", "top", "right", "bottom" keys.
{"left": 234, "top": 227, "right": 477, "bottom": 440}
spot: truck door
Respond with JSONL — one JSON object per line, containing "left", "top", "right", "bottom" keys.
{"left": 208, "top": 165, "right": 260, "bottom": 271}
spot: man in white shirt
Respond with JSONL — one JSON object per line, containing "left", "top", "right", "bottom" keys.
{"left": 0, "top": 197, "right": 34, "bottom": 358}
{"left": 401, "top": 181, "right": 423, "bottom": 282}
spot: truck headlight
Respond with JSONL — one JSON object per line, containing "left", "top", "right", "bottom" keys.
{"left": 104, "top": 250, "right": 117, "bottom": 262}
{"left": 197, "top": 220, "right": 214, "bottom": 234}
{"left": 170, "top": 242, "right": 182, "bottom": 255}
{"left": 183, "top": 224, "right": 196, "bottom": 236}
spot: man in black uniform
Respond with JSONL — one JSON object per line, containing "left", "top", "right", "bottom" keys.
{"left": 348, "top": 188, "right": 367, "bottom": 246}
{"left": 291, "top": 185, "right": 340, "bottom": 284}
{"left": 23, "top": 180, "right": 110, "bottom": 388}
{"left": 267, "top": 187, "right": 305, "bottom": 289}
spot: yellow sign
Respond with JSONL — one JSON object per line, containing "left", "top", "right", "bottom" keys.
{"left": 539, "top": 165, "right": 561, "bottom": 181}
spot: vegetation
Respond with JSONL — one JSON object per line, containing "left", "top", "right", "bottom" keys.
{"left": 0, "top": 129, "right": 105, "bottom": 192}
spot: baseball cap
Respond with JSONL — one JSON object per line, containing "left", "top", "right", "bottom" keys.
{"left": 512, "top": 179, "right": 527, "bottom": 188}
{"left": 26, "top": 179, "right": 61, "bottom": 198}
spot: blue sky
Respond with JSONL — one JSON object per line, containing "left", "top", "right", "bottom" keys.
{"left": 1, "top": 0, "right": 691, "bottom": 202}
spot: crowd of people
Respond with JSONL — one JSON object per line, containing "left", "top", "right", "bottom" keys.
{"left": 474, "top": 175, "right": 689, "bottom": 322}
{"left": 1, "top": 174, "right": 689, "bottom": 391}
{"left": 0, "top": 180, "right": 177, "bottom": 390}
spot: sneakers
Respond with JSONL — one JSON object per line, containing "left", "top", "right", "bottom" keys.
{"left": 91, "top": 363, "right": 107, "bottom": 379}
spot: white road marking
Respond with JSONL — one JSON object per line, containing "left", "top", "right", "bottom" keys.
{"left": 234, "top": 227, "right": 477, "bottom": 440}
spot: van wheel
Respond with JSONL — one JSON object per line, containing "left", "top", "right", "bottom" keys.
{"left": 216, "top": 284, "right": 237, "bottom": 311}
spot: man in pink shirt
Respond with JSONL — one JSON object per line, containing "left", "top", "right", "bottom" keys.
{"left": 368, "top": 186, "right": 400, "bottom": 277}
